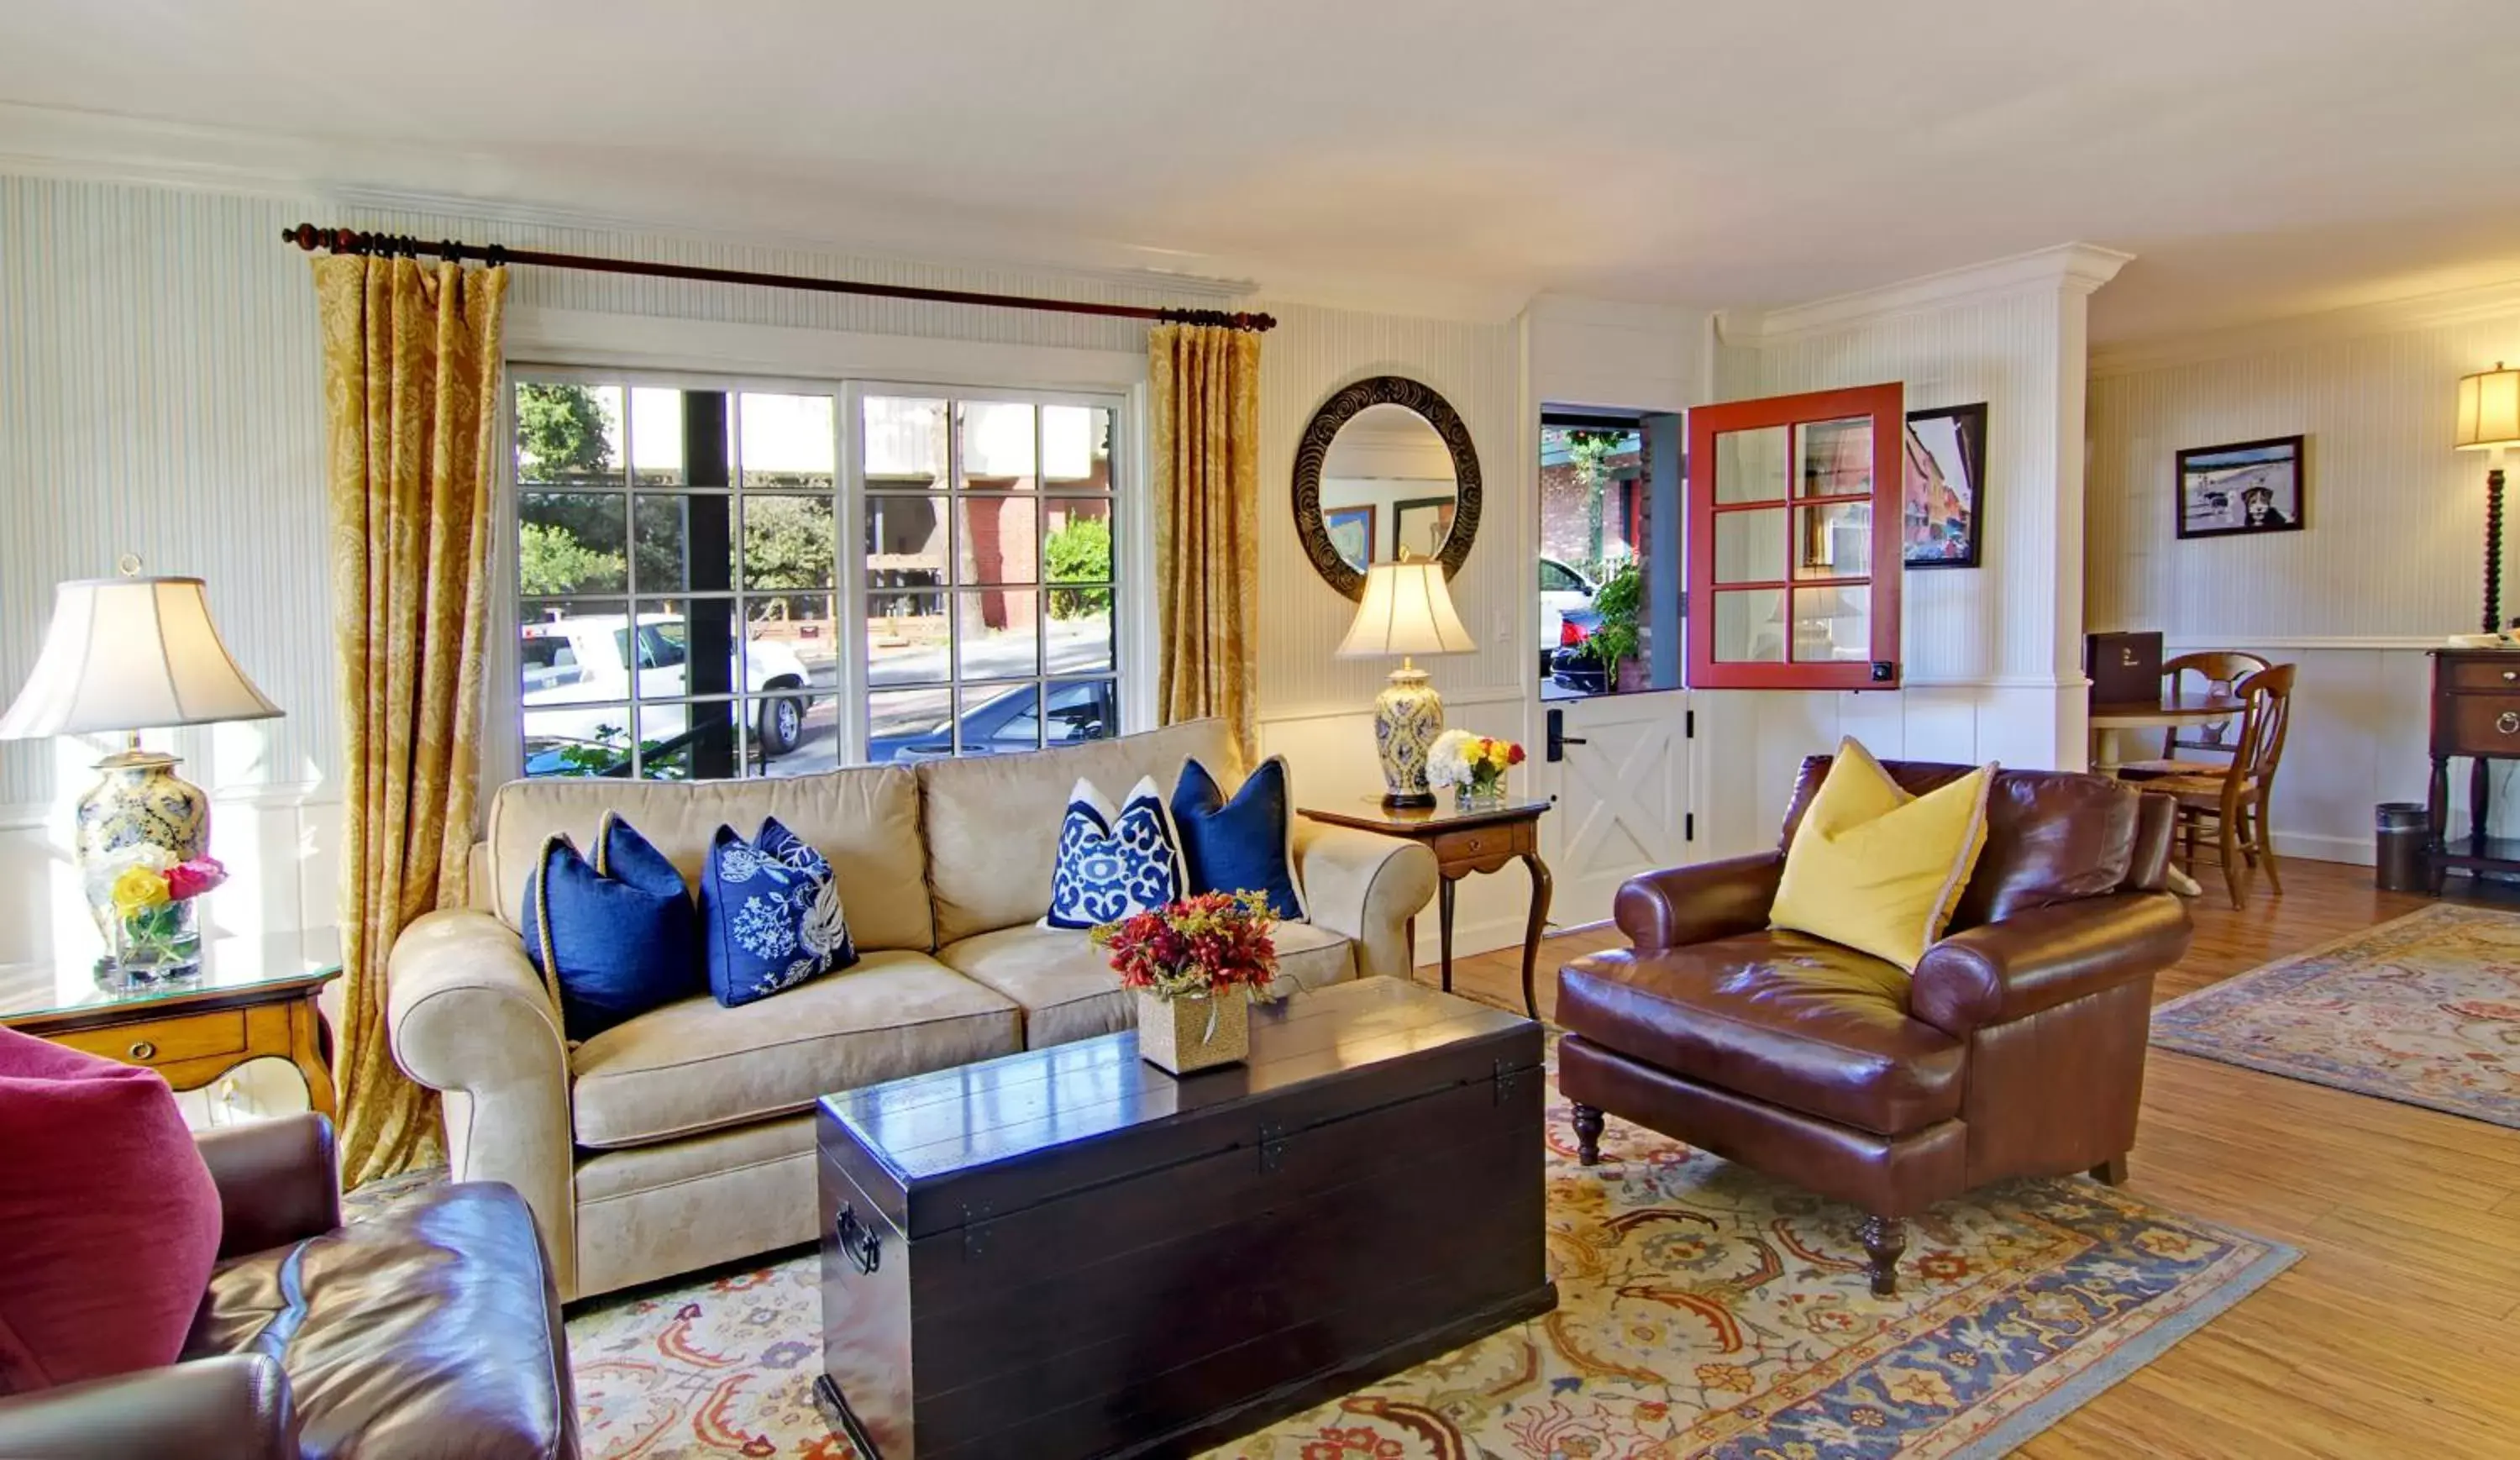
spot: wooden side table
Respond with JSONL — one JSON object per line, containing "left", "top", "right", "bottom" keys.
{"left": 0, "top": 930, "right": 343, "bottom": 1119}
{"left": 1299, "top": 797, "right": 1552, "bottom": 1019}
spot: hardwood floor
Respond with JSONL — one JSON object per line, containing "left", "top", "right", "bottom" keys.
{"left": 1426, "top": 859, "right": 2520, "bottom": 1459}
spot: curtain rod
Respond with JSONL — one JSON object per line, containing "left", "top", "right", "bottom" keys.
{"left": 280, "top": 223, "right": 1276, "bottom": 333}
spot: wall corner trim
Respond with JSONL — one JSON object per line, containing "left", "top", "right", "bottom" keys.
{"left": 1720, "top": 242, "right": 2135, "bottom": 347}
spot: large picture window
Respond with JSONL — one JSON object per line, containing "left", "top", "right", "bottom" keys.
{"left": 511, "top": 374, "right": 1127, "bottom": 780}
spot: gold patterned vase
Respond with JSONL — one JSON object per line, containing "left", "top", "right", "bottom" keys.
{"left": 1373, "top": 661, "right": 1444, "bottom": 808}
{"left": 76, "top": 748, "right": 208, "bottom": 944}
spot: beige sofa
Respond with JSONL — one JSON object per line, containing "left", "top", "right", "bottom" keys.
{"left": 386, "top": 719, "right": 1438, "bottom": 1300}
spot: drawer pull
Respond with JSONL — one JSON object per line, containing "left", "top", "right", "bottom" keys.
{"left": 2504, "top": 670, "right": 2516, "bottom": 682}
{"left": 129, "top": 1040, "right": 156, "bottom": 1061}
{"left": 2499, "top": 712, "right": 2519, "bottom": 736}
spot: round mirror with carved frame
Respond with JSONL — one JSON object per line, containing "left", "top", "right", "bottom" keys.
{"left": 1291, "top": 376, "right": 1482, "bottom": 600}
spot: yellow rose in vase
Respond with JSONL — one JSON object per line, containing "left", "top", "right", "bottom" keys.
{"left": 110, "top": 865, "right": 171, "bottom": 917}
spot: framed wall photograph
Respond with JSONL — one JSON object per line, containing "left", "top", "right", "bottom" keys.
{"left": 1323, "top": 505, "right": 1374, "bottom": 572}
{"left": 1903, "top": 402, "right": 1987, "bottom": 569}
{"left": 2176, "top": 434, "right": 2305, "bottom": 539}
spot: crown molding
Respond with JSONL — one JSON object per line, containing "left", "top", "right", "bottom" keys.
{"left": 0, "top": 101, "right": 1255, "bottom": 302}
{"left": 2090, "top": 276, "right": 2520, "bottom": 379}
{"left": 1718, "top": 242, "right": 2134, "bottom": 347}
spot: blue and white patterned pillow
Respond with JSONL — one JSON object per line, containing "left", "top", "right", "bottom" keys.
{"left": 1044, "top": 775, "right": 1185, "bottom": 930}
{"left": 700, "top": 817, "right": 857, "bottom": 1006}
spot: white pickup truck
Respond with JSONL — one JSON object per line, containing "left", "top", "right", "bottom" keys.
{"left": 522, "top": 612, "right": 815, "bottom": 762}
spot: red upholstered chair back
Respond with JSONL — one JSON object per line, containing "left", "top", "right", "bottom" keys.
{"left": 1778, "top": 756, "right": 2174, "bottom": 932}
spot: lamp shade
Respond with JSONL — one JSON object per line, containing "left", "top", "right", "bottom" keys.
{"left": 2456, "top": 362, "right": 2520, "bottom": 451}
{"left": 0, "top": 577, "right": 282, "bottom": 739}
{"left": 1334, "top": 562, "right": 1477, "bottom": 659}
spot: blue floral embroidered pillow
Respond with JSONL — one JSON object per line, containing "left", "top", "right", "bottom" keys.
{"left": 701, "top": 817, "right": 858, "bottom": 1007}
{"left": 1044, "top": 775, "right": 1184, "bottom": 930}
{"left": 520, "top": 813, "right": 702, "bottom": 1042}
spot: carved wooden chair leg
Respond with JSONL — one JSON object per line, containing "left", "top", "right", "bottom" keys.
{"left": 2255, "top": 796, "right": 2284, "bottom": 895}
{"left": 1858, "top": 1214, "right": 1905, "bottom": 1297}
{"left": 2090, "top": 1154, "right": 2129, "bottom": 1184}
{"left": 1572, "top": 1104, "right": 1604, "bottom": 1166}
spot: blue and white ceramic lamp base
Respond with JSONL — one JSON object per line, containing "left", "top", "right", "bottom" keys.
{"left": 1373, "top": 662, "right": 1444, "bottom": 808}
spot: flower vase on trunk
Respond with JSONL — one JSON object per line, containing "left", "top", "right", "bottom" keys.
{"left": 1134, "top": 988, "right": 1251, "bottom": 1074}
{"left": 1092, "top": 890, "right": 1281, "bottom": 1079}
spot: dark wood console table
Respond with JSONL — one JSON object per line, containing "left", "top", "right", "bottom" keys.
{"left": 2427, "top": 648, "right": 2520, "bottom": 890}
{"left": 1299, "top": 797, "right": 1551, "bottom": 1019}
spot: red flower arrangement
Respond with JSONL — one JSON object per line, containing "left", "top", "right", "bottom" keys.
{"left": 1089, "top": 890, "right": 1280, "bottom": 1003}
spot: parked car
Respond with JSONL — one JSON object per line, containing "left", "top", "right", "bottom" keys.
{"left": 522, "top": 612, "right": 816, "bottom": 769}
{"left": 1537, "top": 557, "right": 1597, "bottom": 658}
{"left": 866, "top": 680, "right": 1116, "bottom": 764}
{"left": 1549, "top": 608, "right": 1610, "bottom": 695}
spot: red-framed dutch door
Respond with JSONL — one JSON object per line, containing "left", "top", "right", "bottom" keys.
{"left": 1685, "top": 382, "right": 1905, "bottom": 690}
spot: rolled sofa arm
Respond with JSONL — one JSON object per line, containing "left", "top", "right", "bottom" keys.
{"left": 1908, "top": 892, "right": 2192, "bottom": 1037}
{"left": 386, "top": 908, "right": 579, "bottom": 1299}
{"left": 1293, "top": 820, "right": 1440, "bottom": 983}
{"left": 1614, "top": 851, "right": 1784, "bottom": 953}
{"left": 196, "top": 1111, "right": 339, "bottom": 1261}
{"left": 0, "top": 1354, "right": 295, "bottom": 1460}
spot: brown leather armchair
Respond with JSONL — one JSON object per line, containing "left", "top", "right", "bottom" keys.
{"left": 0, "top": 1114, "right": 578, "bottom": 1460}
{"left": 1557, "top": 756, "right": 2192, "bottom": 1296}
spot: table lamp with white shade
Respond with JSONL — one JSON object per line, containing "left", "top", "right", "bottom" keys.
{"left": 0, "top": 572, "right": 282, "bottom": 964}
{"left": 2456, "top": 362, "right": 2520, "bottom": 636}
{"left": 1336, "top": 559, "right": 1478, "bottom": 806}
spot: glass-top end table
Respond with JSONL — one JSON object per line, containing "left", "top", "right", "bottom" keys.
{"left": 0, "top": 927, "right": 344, "bottom": 1117}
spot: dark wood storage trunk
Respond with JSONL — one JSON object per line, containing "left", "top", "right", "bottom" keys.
{"left": 814, "top": 979, "right": 1551, "bottom": 1460}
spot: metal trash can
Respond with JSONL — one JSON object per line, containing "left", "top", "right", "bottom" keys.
{"left": 2375, "top": 802, "right": 2429, "bottom": 893}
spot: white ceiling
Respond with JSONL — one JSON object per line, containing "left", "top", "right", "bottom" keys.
{"left": 4, "top": 0, "right": 2518, "bottom": 344}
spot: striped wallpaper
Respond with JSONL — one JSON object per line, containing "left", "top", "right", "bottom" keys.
{"left": 0, "top": 173, "right": 1526, "bottom": 817}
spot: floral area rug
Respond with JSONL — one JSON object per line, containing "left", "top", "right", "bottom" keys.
{"left": 2151, "top": 902, "right": 2520, "bottom": 1127}
{"left": 559, "top": 1063, "right": 2292, "bottom": 1459}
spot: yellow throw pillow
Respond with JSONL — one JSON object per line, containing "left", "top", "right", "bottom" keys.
{"left": 1770, "top": 739, "right": 1994, "bottom": 972}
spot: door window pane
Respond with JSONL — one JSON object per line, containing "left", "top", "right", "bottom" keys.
{"left": 1792, "top": 586, "right": 1872, "bottom": 662}
{"left": 1798, "top": 418, "right": 1873, "bottom": 498}
{"left": 1713, "top": 424, "right": 1788, "bottom": 505}
{"left": 1712, "top": 589, "right": 1786, "bottom": 664}
{"left": 1712, "top": 508, "right": 1786, "bottom": 586}
{"left": 1793, "top": 502, "right": 1872, "bottom": 580}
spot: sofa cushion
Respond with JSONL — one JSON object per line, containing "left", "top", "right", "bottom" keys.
{"left": 1173, "top": 754, "right": 1307, "bottom": 921}
{"left": 701, "top": 817, "right": 858, "bottom": 1006}
{"left": 1556, "top": 932, "right": 1966, "bottom": 1137}
{"left": 484, "top": 763, "right": 932, "bottom": 953}
{"left": 0, "top": 1027, "right": 222, "bottom": 1392}
{"left": 568, "top": 950, "right": 1022, "bottom": 1149}
{"left": 1043, "top": 775, "right": 1186, "bottom": 931}
{"left": 186, "top": 1181, "right": 573, "bottom": 1460}
{"left": 921, "top": 719, "right": 1240, "bottom": 945}
{"left": 940, "top": 920, "right": 1354, "bottom": 1050}
{"left": 1769, "top": 741, "right": 1992, "bottom": 973}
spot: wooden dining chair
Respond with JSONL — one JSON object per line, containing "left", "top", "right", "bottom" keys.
{"left": 2116, "top": 650, "right": 2274, "bottom": 779}
{"left": 2141, "top": 663, "right": 2295, "bottom": 909}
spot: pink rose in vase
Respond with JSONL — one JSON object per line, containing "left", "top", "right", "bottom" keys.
{"left": 165, "top": 858, "right": 228, "bottom": 901}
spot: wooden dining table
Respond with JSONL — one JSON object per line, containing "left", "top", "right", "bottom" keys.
{"left": 2088, "top": 689, "right": 2247, "bottom": 899}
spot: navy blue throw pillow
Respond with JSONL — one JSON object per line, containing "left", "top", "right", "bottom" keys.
{"left": 1044, "top": 775, "right": 1184, "bottom": 930}
{"left": 701, "top": 817, "right": 858, "bottom": 1006}
{"left": 1170, "top": 755, "right": 1308, "bottom": 922}
{"left": 519, "top": 812, "right": 702, "bottom": 1042}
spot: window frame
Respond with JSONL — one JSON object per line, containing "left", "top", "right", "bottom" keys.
{"left": 1684, "top": 381, "right": 1905, "bottom": 691}
{"left": 493, "top": 356, "right": 1146, "bottom": 785}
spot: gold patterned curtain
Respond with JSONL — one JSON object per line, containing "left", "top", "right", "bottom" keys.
{"left": 312, "top": 255, "right": 508, "bottom": 1188}
{"left": 1148, "top": 323, "right": 1263, "bottom": 764}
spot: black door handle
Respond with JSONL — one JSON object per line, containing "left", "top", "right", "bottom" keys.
{"left": 1546, "top": 707, "right": 1587, "bottom": 762}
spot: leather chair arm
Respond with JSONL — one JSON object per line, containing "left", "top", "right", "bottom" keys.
{"left": 1614, "top": 851, "right": 1784, "bottom": 953}
{"left": 196, "top": 1112, "right": 340, "bottom": 1261}
{"left": 0, "top": 1354, "right": 296, "bottom": 1460}
{"left": 1909, "top": 892, "right": 2192, "bottom": 1036}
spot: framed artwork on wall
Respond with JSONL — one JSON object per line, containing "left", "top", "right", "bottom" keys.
{"left": 1392, "top": 496, "right": 1457, "bottom": 563}
{"left": 1903, "top": 402, "right": 1987, "bottom": 569}
{"left": 1323, "top": 505, "right": 1374, "bottom": 572}
{"left": 2176, "top": 435, "right": 2304, "bottom": 538}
